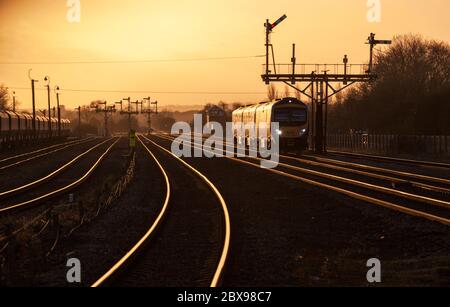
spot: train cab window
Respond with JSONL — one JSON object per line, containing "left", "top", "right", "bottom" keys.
{"left": 274, "top": 110, "right": 290, "bottom": 122}
{"left": 291, "top": 109, "right": 307, "bottom": 122}
{"left": 274, "top": 108, "right": 307, "bottom": 125}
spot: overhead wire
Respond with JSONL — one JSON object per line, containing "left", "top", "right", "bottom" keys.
{"left": 0, "top": 55, "right": 265, "bottom": 65}
{"left": 3, "top": 54, "right": 268, "bottom": 95}
{"left": 7, "top": 87, "right": 267, "bottom": 95}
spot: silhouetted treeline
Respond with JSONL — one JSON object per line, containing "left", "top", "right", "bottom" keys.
{"left": 152, "top": 112, "right": 176, "bottom": 132}
{"left": 0, "top": 84, "right": 13, "bottom": 111}
{"left": 328, "top": 34, "right": 450, "bottom": 135}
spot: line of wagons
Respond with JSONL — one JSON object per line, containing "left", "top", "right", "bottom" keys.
{"left": 0, "top": 111, "right": 71, "bottom": 147}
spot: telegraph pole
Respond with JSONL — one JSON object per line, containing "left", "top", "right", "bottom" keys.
{"left": 28, "top": 69, "right": 38, "bottom": 135}
{"left": 93, "top": 101, "right": 116, "bottom": 137}
{"left": 142, "top": 97, "right": 158, "bottom": 133}
{"left": 12, "top": 91, "right": 16, "bottom": 112}
{"left": 132, "top": 100, "right": 140, "bottom": 116}
{"left": 44, "top": 76, "right": 52, "bottom": 137}
{"left": 265, "top": 19, "right": 270, "bottom": 83}
{"left": 123, "top": 97, "right": 132, "bottom": 131}
{"left": 119, "top": 97, "right": 139, "bottom": 132}
{"left": 316, "top": 80, "right": 324, "bottom": 153}
{"left": 366, "top": 33, "right": 392, "bottom": 73}
{"left": 114, "top": 100, "right": 123, "bottom": 114}
{"left": 264, "top": 14, "right": 287, "bottom": 85}
{"left": 54, "top": 86, "right": 61, "bottom": 137}
{"left": 75, "top": 106, "right": 81, "bottom": 138}
{"left": 261, "top": 16, "right": 391, "bottom": 153}
{"left": 343, "top": 55, "right": 348, "bottom": 85}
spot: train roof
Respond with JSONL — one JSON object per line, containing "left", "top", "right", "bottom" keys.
{"left": 5, "top": 111, "right": 19, "bottom": 117}
{"left": 0, "top": 111, "right": 69, "bottom": 120}
{"left": 232, "top": 97, "right": 306, "bottom": 114}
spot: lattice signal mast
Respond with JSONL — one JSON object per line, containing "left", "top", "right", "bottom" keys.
{"left": 262, "top": 15, "right": 391, "bottom": 153}
{"left": 117, "top": 97, "right": 140, "bottom": 132}
{"left": 141, "top": 97, "right": 158, "bottom": 134}
{"left": 92, "top": 101, "right": 116, "bottom": 137}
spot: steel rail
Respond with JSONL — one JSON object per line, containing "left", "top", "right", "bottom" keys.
{"left": 188, "top": 132, "right": 449, "bottom": 186}
{"left": 0, "top": 138, "right": 120, "bottom": 214}
{"left": 327, "top": 150, "right": 450, "bottom": 169}
{"left": 278, "top": 155, "right": 450, "bottom": 194}
{"left": 185, "top": 132, "right": 450, "bottom": 191}
{"left": 0, "top": 137, "right": 94, "bottom": 164}
{"left": 91, "top": 136, "right": 171, "bottom": 287}
{"left": 0, "top": 137, "right": 97, "bottom": 171}
{"left": 176, "top": 133, "right": 450, "bottom": 195}
{"left": 301, "top": 153, "right": 450, "bottom": 185}
{"left": 141, "top": 134, "right": 231, "bottom": 287}
{"left": 154, "top": 133, "right": 450, "bottom": 226}
{"left": 0, "top": 138, "right": 112, "bottom": 199}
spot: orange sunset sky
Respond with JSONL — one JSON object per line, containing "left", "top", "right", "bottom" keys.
{"left": 0, "top": 0, "right": 449, "bottom": 111}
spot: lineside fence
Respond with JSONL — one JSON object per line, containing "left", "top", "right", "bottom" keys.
{"left": 327, "top": 134, "right": 449, "bottom": 157}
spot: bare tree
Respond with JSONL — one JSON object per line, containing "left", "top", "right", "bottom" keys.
{"left": 333, "top": 84, "right": 343, "bottom": 104}
{"left": 328, "top": 34, "right": 450, "bottom": 135}
{"left": 267, "top": 83, "right": 278, "bottom": 101}
{"left": 0, "top": 84, "right": 11, "bottom": 111}
{"left": 231, "top": 102, "right": 243, "bottom": 110}
{"left": 294, "top": 83, "right": 302, "bottom": 101}
{"left": 218, "top": 101, "right": 227, "bottom": 111}
{"left": 284, "top": 85, "right": 290, "bottom": 98}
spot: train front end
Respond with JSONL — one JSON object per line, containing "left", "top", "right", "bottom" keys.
{"left": 272, "top": 98, "right": 309, "bottom": 151}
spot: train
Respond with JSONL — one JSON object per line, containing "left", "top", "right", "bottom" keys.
{"left": 0, "top": 111, "right": 71, "bottom": 146}
{"left": 232, "top": 97, "right": 309, "bottom": 151}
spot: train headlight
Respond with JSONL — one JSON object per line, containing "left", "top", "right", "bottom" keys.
{"left": 276, "top": 129, "right": 283, "bottom": 135}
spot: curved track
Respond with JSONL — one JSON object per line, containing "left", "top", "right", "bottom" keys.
{"left": 0, "top": 138, "right": 112, "bottom": 199}
{"left": 0, "top": 137, "right": 96, "bottom": 169}
{"left": 92, "top": 134, "right": 230, "bottom": 287}
{"left": 326, "top": 150, "right": 450, "bottom": 169}
{"left": 157, "top": 132, "right": 450, "bottom": 226}
{"left": 0, "top": 138, "right": 120, "bottom": 214}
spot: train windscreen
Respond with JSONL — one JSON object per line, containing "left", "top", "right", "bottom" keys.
{"left": 274, "top": 108, "right": 307, "bottom": 125}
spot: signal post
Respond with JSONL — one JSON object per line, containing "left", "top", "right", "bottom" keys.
{"left": 141, "top": 97, "right": 158, "bottom": 134}
{"left": 92, "top": 101, "right": 116, "bottom": 137}
{"left": 262, "top": 16, "right": 391, "bottom": 153}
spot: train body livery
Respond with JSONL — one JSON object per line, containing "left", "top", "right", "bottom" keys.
{"left": 232, "top": 97, "right": 309, "bottom": 150}
{"left": 0, "top": 111, "right": 71, "bottom": 145}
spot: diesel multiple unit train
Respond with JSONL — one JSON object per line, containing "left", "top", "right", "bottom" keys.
{"left": 0, "top": 111, "right": 71, "bottom": 146}
{"left": 232, "top": 97, "right": 309, "bottom": 151}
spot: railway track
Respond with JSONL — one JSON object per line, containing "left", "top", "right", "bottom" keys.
{"left": 0, "top": 137, "right": 98, "bottom": 171}
{"left": 155, "top": 132, "right": 450, "bottom": 226}
{"left": 325, "top": 150, "right": 450, "bottom": 169}
{"left": 182, "top": 132, "right": 450, "bottom": 196}
{"left": 0, "top": 137, "right": 96, "bottom": 169}
{"left": 0, "top": 138, "right": 113, "bottom": 200}
{"left": 92, "top": 134, "right": 230, "bottom": 287}
{"left": 0, "top": 137, "right": 120, "bottom": 215}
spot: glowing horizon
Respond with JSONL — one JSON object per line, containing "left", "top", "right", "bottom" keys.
{"left": 0, "top": 0, "right": 449, "bottom": 111}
